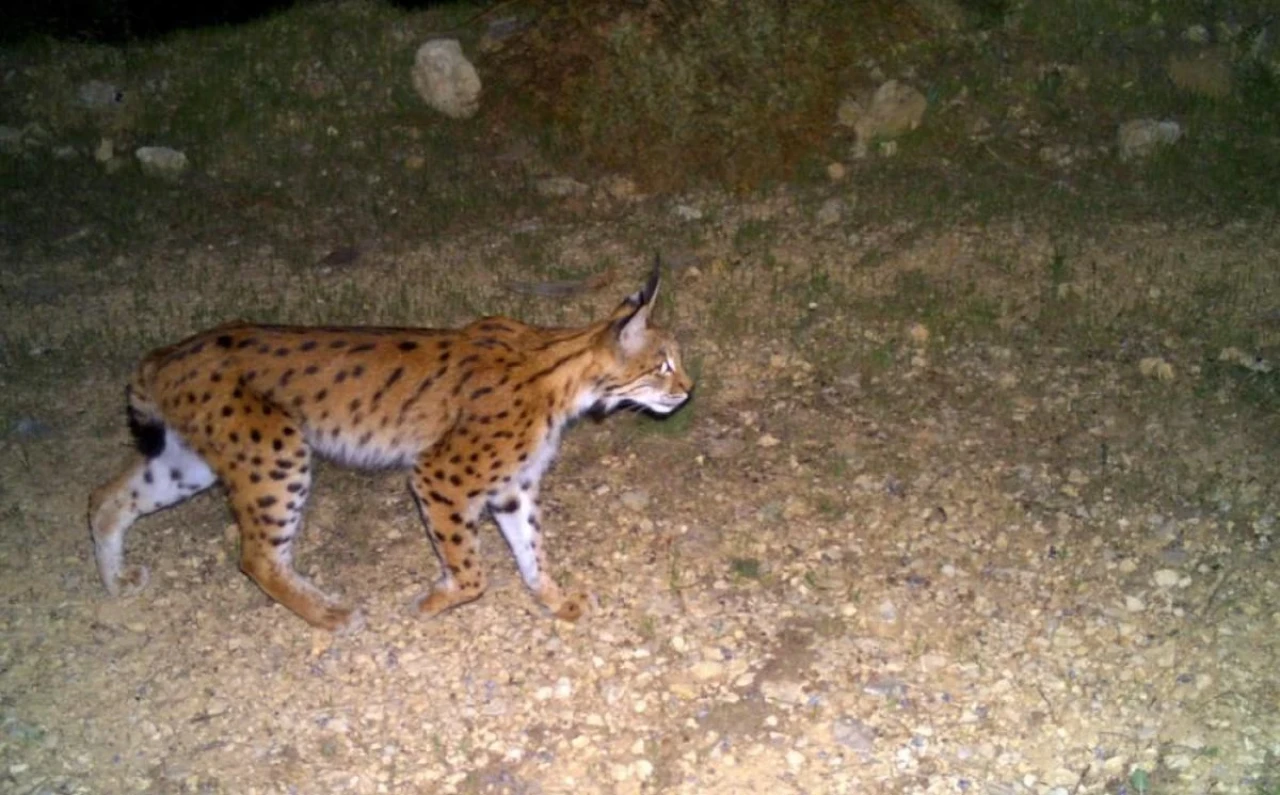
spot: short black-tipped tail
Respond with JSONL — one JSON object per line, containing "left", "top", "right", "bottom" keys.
{"left": 125, "top": 386, "right": 166, "bottom": 459}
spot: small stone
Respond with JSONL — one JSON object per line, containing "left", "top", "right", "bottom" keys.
{"left": 1118, "top": 120, "right": 1182, "bottom": 161}
{"left": 1124, "top": 595, "right": 1146, "bottom": 612}
{"left": 77, "top": 80, "right": 125, "bottom": 108}
{"left": 1138, "top": 357, "right": 1175, "bottom": 382}
{"left": 553, "top": 677, "right": 572, "bottom": 700}
{"left": 786, "top": 749, "right": 805, "bottom": 768}
{"left": 908, "top": 323, "right": 929, "bottom": 345}
{"left": 619, "top": 490, "right": 651, "bottom": 512}
{"left": 634, "top": 759, "right": 653, "bottom": 780}
{"left": 1153, "top": 569, "right": 1181, "bottom": 588}
{"left": 135, "top": 146, "right": 189, "bottom": 179}
{"left": 832, "top": 717, "right": 875, "bottom": 752}
{"left": 673, "top": 204, "right": 703, "bottom": 221}
{"left": 760, "top": 680, "right": 807, "bottom": 706}
{"left": 690, "top": 661, "right": 725, "bottom": 682}
{"left": 535, "top": 175, "right": 589, "bottom": 198}
{"left": 826, "top": 162, "right": 846, "bottom": 181}
{"left": 919, "top": 653, "right": 948, "bottom": 672}
{"left": 816, "top": 197, "right": 844, "bottom": 226}
{"left": 756, "top": 433, "right": 780, "bottom": 448}
{"left": 600, "top": 174, "right": 639, "bottom": 201}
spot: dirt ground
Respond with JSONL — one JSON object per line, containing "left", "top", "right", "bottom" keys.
{"left": 0, "top": 195, "right": 1277, "bottom": 795}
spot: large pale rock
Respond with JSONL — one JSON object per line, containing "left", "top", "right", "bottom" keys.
{"left": 411, "top": 39, "right": 481, "bottom": 119}
{"left": 838, "top": 80, "right": 928, "bottom": 157}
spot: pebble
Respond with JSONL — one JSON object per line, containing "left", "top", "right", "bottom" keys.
{"left": 690, "top": 661, "right": 725, "bottom": 682}
{"left": 553, "top": 677, "right": 572, "bottom": 700}
{"left": 832, "top": 717, "right": 875, "bottom": 752}
{"left": 619, "top": 490, "right": 651, "bottom": 511}
{"left": 1153, "top": 569, "right": 1181, "bottom": 588}
{"left": 760, "top": 680, "right": 807, "bottom": 705}
{"left": 1124, "top": 595, "right": 1146, "bottom": 612}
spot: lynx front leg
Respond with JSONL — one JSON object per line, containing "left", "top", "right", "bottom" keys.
{"left": 89, "top": 429, "right": 216, "bottom": 596}
{"left": 489, "top": 484, "right": 586, "bottom": 621}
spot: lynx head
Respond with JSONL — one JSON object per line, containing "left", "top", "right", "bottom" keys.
{"left": 594, "top": 257, "right": 693, "bottom": 416}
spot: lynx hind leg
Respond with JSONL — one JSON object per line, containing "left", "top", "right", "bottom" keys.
{"left": 89, "top": 429, "right": 216, "bottom": 596}
{"left": 489, "top": 485, "right": 587, "bottom": 622}
{"left": 213, "top": 411, "right": 363, "bottom": 633}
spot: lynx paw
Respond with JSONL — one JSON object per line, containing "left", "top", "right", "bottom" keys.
{"left": 413, "top": 584, "right": 478, "bottom": 619}
{"left": 552, "top": 591, "right": 590, "bottom": 622}
{"left": 107, "top": 564, "right": 150, "bottom": 598}
{"left": 328, "top": 606, "right": 366, "bottom": 635}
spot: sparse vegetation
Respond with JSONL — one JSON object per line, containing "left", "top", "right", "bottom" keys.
{"left": 1, "top": 0, "right": 1278, "bottom": 792}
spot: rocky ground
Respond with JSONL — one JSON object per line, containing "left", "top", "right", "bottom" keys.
{"left": 0, "top": 208, "right": 1277, "bottom": 794}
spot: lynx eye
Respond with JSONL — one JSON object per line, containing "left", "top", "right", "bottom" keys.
{"left": 657, "top": 357, "right": 674, "bottom": 375}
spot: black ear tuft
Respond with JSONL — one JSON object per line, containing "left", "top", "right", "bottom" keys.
{"left": 621, "top": 252, "right": 663, "bottom": 309}
{"left": 639, "top": 252, "right": 662, "bottom": 306}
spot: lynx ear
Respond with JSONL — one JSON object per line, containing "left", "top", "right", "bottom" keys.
{"left": 611, "top": 254, "right": 663, "bottom": 354}
{"left": 610, "top": 254, "right": 662, "bottom": 321}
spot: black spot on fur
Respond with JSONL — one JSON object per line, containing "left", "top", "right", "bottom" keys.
{"left": 215, "top": 335, "right": 234, "bottom": 349}
{"left": 428, "top": 490, "right": 454, "bottom": 506}
{"left": 398, "top": 340, "right": 419, "bottom": 352}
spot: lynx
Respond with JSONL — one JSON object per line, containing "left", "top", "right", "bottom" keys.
{"left": 89, "top": 262, "right": 692, "bottom": 631}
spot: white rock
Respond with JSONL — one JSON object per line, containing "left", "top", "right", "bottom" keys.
{"left": 690, "top": 661, "right": 725, "bottom": 681}
{"left": 553, "top": 677, "right": 572, "bottom": 699}
{"left": 1124, "top": 595, "right": 1146, "bottom": 612}
{"left": 760, "top": 680, "right": 807, "bottom": 706}
{"left": 411, "top": 39, "right": 481, "bottom": 119}
{"left": 135, "top": 146, "right": 188, "bottom": 179}
{"left": 1153, "top": 569, "right": 1181, "bottom": 588}
{"left": 1117, "top": 119, "right": 1182, "bottom": 161}
{"left": 619, "top": 490, "right": 651, "bottom": 512}
{"left": 633, "top": 759, "right": 654, "bottom": 780}
{"left": 839, "top": 80, "right": 928, "bottom": 157}
{"left": 535, "top": 175, "right": 588, "bottom": 198}
{"left": 77, "top": 80, "right": 124, "bottom": 108}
